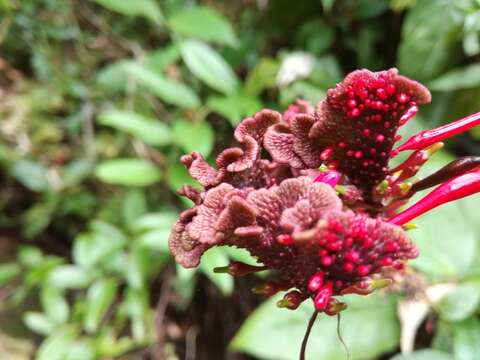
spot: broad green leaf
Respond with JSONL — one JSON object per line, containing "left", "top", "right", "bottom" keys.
{"left": 199, "top": 247, "right": 233, "bottom": 295}
{"left": 62, "top": 160, "right": 93, "bottom": 187}
{"left": 92, "top": 0, "right": 163, "bottom": 24}
{"left": 36, "top": 326, "right": 79, "bottom": 360}
{"left": 24, "top": 257, "right": 65, "bottom": 287}
{"left": 73, "top": 221, "right": 127, "bottom": 269}
{"left": 96, "top": 60, "right": 132, "bottom": 91}
{"left": 18, "top": 246, "right": 44, "bottom": 267}
{"left": 438, "top": 282, "right": 480, "bottom": 322}
{"left": 41, "top": 286, "right": 69, "bottom": 324}
{"left": 0, "top": 263, "right": 21, "bottom": 286}
{"left": 47, "top": 265, "right": 91, "bottom": 289}
{"left": 95, "top": 158, "right": 162, "bottom": 187}
{"left": 137, "top": 229, "right": 171, "bottom": 252}
{"left": 244, "top": 57, "right": 279, "bottom": 96}
{"left": 168, "top": 6, "right": 238, "bottom": 47}
{"left": 171, "top": 118, "right": 214, "bottom": 156}
{"left": 410, "top": 152, "right": 479, "bottom": 281}
{"left": 428, "top": 64, "right": 480, "bottom": 91}
{"left": 123, "top": 288, "right": 155, "bottom": 342}
{"left": 453, "top": 318, "right": 480, "bottom": 360}
{"left": 11, "top": 160, "right": 50, "bottom": 192}
{"left": 133, "top": 211, "right": 178, "bottom": 232}
{"left": 65, "top": 339, "right": 96, "bottom": 360}
{"left": 147, "top": 44, "right": 180, "bottom": 72}
{"left": 124, "top": 62, "right": 200, "bottom": 108}
{"left": 463, "top": 12, "right": 480, "bottom": 56}
{"left": 23, "top": 312, "right": 55, "bottom": 336}
{"left": 98, "top": 110, "right": 171, "bottom": 146}
{"left": 391, "top": 349, "right": 454, "bottom": 360}
{"left": 122, "top": 189, "right": 147, "bottom": 229}
{"left": 232, "top": 293, "right": 399, "bottom": 360}
{"left": 207, "top": 93, "right": 262, "bottom": 126}
{"left": 180, "top": 39, "right": 239, "bottom": 94}
{"left": 297, "top": 19, "right": 334, "bottom": 55}
{"left": 84, "top": 279, "right": 117, "bottom": 333}
{"left": 23, "top": 198, "right": 58, "bottom": 238}
{"left": 398, "top": 0, "right": 464, "bottom": 81}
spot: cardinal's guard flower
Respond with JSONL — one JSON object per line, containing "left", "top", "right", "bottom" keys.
{"left": 169, "top": 68, "right": 480, "bottom": 355}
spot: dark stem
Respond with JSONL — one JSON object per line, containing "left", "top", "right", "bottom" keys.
{"left": 299, "top": 310, "right": 319, "bottom": 360}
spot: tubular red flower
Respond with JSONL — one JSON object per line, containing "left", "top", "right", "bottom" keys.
{"left": 396, "top": 111, "right": 480, "bottom": 153}
{"left": 388, "top": 168, "right": 480, "bottom": 225}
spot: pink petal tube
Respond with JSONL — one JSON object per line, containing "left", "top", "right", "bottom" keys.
{"left": 388, "top": 168, "right": 480, "bottom": 225}
{"left": 396, "top": 111, "right": 480, "bottom": 152}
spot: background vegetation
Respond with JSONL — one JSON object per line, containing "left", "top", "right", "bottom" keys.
{"left": 1, "top": 0, "right": 480, "bottom": 359}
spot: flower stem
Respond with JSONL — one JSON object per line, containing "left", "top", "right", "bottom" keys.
{"left": 300, "top": 310, "right": 319, "bottom": 360}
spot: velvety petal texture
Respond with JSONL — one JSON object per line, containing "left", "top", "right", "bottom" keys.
{"left": 169, "top": 68, "right": 439, "bottom": 313}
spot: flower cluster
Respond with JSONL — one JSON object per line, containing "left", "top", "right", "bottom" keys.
{"left": 169, "top": 68, "right": 480, "bottom": 314}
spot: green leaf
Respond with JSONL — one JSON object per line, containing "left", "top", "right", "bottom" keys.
{"left": 428, "top": 64, "right": 480, "bottom": 91}
{"left": 168, "top": 6, "right": 238, "bottom": 47}
{"left": 62, "top": 160, "right": 93, "bottom": 187}
{"left": 463, "top": 12, "right": 480, "bottom": 56}
{"left": 73, "top": 221, "right": 127, "bottom": 271}
{"left": 172, "top": 118, "right": 214, "bottom": 156}
{"left": 133, "top": 211, "right": 178, "bottom": 232}
{"left": 453, "top": 318, "right": 480, "bottom": 360}
{"left": 24, "top": 312, "right": 55, "bottom": 336}
{"left": 124, "top": 62, "right": 200, "bottom": 108}
{"left": 244, "top": 57, "right": 280, "bottom": 96}
{"left": 18, "top": 246, "right": 44, "bottom": 267}
{"left": 398, "top": 0, "right": 464, "bottom": 81}
{"left": 391, "top": 349, "right": 454, "bottom": 360}
{"left": 180, "top": 39, "right": 239, "bottom": 94}
{"left": 122, "top": 189, "right": 147, "bottom": 229}
{"left": 438, "top": 282, "right": 480, "bottom": 322}
{"left": 0, "top": 263, "right": 21, "bottom": 286}
{"left": 96, "top": 60, "right": 132, "bottom": 91}
{"left": 98, "top": 110, "right": 171, "bottom": 146}
{"left": 48, "top": 265, "right": 91, "bottom": 289}
{"left": 11, "top": 160, "right": 50, "bottom": 192}
{"left": 65, "top": 339, "right": 96, "bottom": 360}
{"left": 92, "top": 0, "right": 163, "bottom": 24}
{"left": 95, "top": 158, "right": 162, "bottom": 187}
{"left": 84, "top": 279, "right": 117, "bottom": 333}
{"left": 147, "top": 44, "right": 181, "bottom": 72}
{"left": 410, "top": 152, "right": 479, "bottom": 281}
{"left": 232, "top": 293, "right": 399, "bottom": 360}
{"left": 137, "top": 229, "right": 171, "bottom": 252}
{"left": 199, "top": 247, "right": 233, "bottom": 295}
{"left": 36, "top": 326, "right": 80, "bottom": 360}
{"left": 41, "top": 286, "right": 70, "bottom": 324}
{"left": 207, "top": 93, "right": 262, "bottom": 126}
{"left": 23, "top": 198, "right": 58, "bottom": 238}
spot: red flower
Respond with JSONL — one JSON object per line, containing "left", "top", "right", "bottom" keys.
{"left": 169, "top": 68, "right": 480, "bottom": 316}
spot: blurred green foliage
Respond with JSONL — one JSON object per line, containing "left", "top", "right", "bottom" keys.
{"left": 1, "top": 0, "right": 480, "bottom": 359}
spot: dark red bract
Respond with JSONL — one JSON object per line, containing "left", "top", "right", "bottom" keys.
{"left": 169, "top": 68, "right": 480, "bottom": 313}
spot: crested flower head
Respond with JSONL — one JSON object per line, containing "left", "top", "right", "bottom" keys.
{"left": 169, "top": 68, "right": 480, "bottom": 314}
